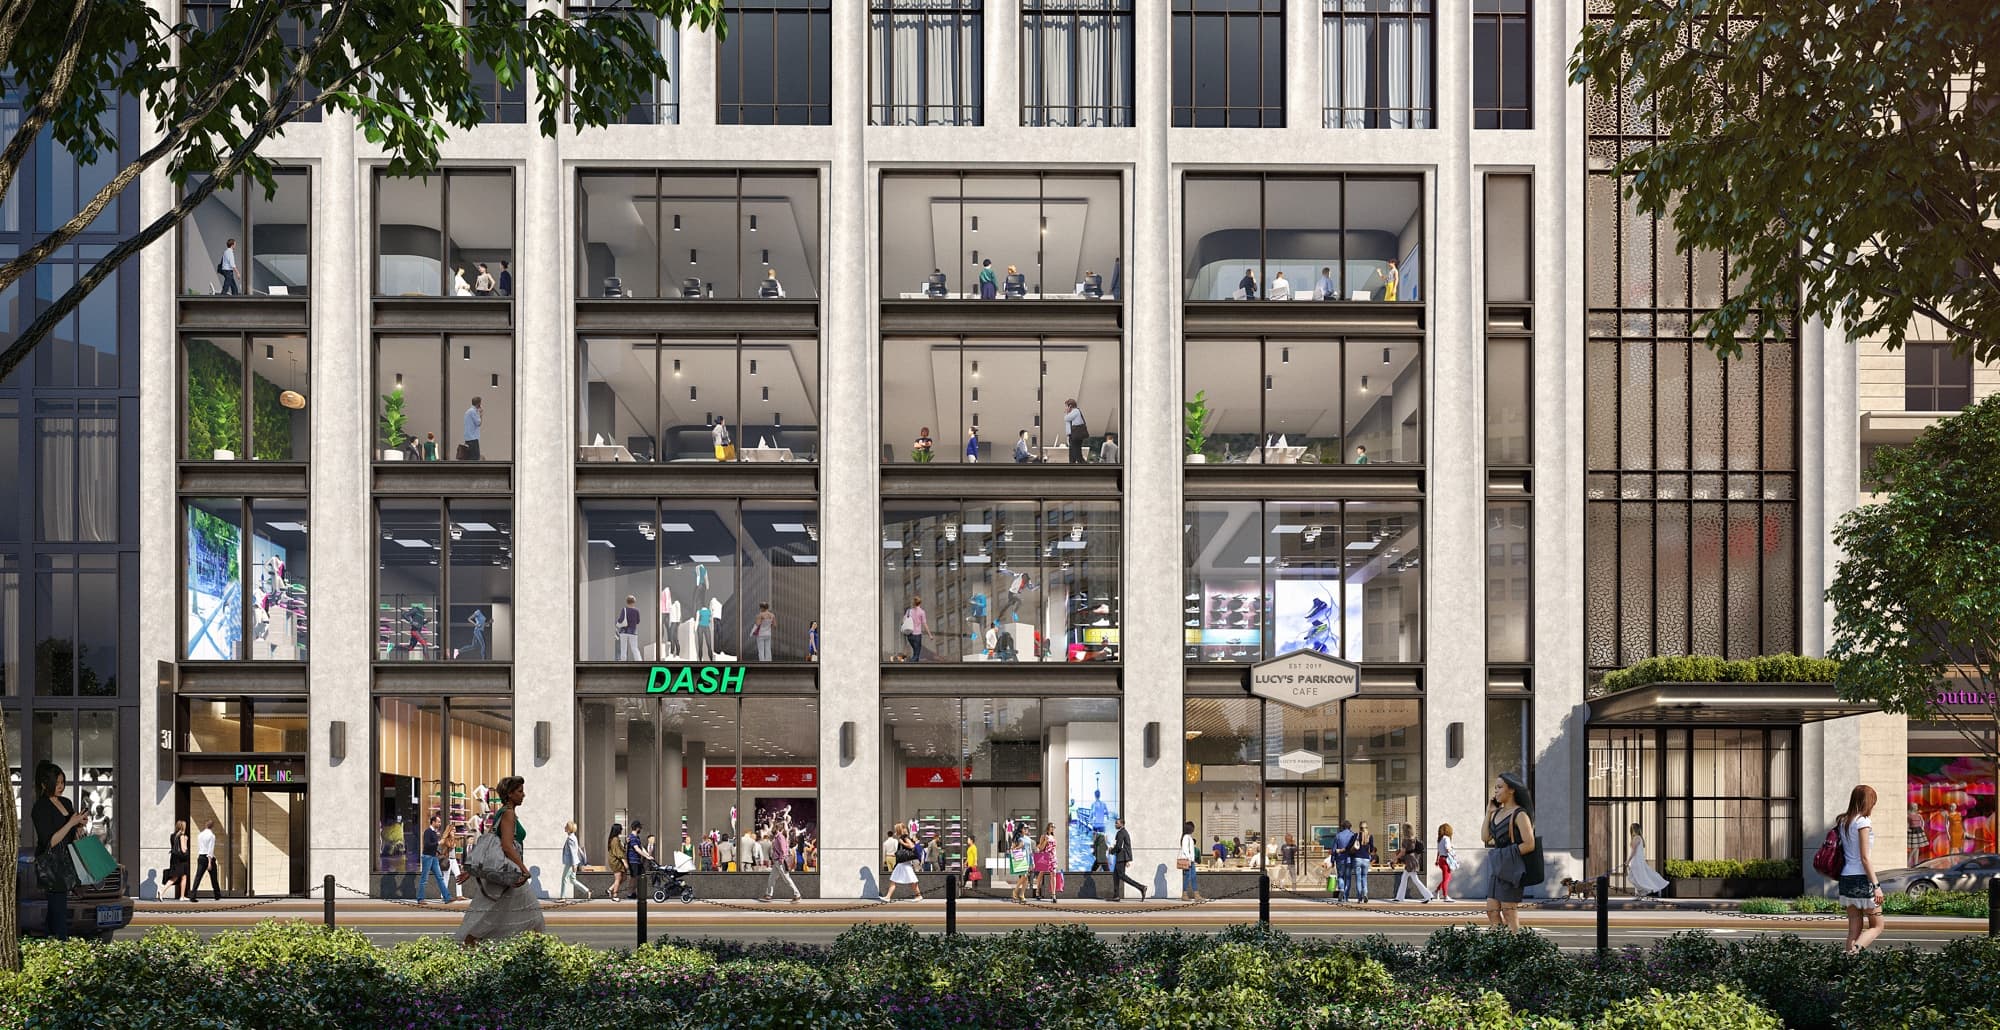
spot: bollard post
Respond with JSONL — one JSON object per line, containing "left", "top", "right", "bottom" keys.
{"left": 1989, "top": 879, "right": 1998, "bottom": 938}
{"left": 1259, "top": 874, "right": 1271, "bottom": 927}
{"left": 637, "top": 877, "right": 649, "bottom": 949}
{"left": 323, "top": 874, "right": 336, "bottom": 928}
{"left": 1596, "top": 875, "right": 1610, "bottom": 959}
{"left": 945, "top": 873, "right": 958, "bottom": 936}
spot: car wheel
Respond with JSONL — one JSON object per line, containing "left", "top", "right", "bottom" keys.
{"left": 1906, "top": 880, "right": 1934, "bottom": 898}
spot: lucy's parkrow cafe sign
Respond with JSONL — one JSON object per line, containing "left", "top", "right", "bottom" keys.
{"left": 646, "top": 665, "right": 748, "bottom": 694}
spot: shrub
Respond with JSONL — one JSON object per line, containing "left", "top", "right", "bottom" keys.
{"left": 1593, "top": 986, "right": 1782, "bottom": 1029}
{"left": 1721, "top": 933, "right": 1847, "bottom": 1028}
{"left": 1752, "top": 654, "right": 1841, "bottom": 682}
{"left": 1738, "top": 898, "right": 1790, "bottom": 915}
{"left": 1280, "top": 950, "right": 1396, "bottom": 1005}
{"left": 1599, "top": 653, "right": 1837, "bottom": 693}
{"left": 1882, "top": 889, "right": 1990, "bottom": 918}
{"left": 1661, "top": 858, "right": 1800, "bottom": 880}
{"left": 1791, "top": 894, "right": 1842, "bottom": 914}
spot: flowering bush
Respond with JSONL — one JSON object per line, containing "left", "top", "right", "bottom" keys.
{"left": 0, "top": 920, "right": 1992, "bottom": 1028}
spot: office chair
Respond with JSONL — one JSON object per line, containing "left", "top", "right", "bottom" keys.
{"left": 680, "top": 277, "right": 702, "bottom": 299}
{"left": 759, "top": 278, "right": 782, "bottom": 299}
{"left": 1083, "top": 273, "right": 1103, "bottom": 298}
{"left": 603, "top": 276, "right": 623, "bottom": 298}
{"left": 925, "top": 272, "right": 948, "bottom": 299}
{"left": 1004, "top": 273, "right": 1026, "bottom": 299}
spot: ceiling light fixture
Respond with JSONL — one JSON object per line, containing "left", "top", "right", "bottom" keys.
{"left": 689, "top": 386, "right": 697, "bottom": 400}
{"left": 1382, "top": 347, "right": 1392, "bottom": 364}
{"left": 749, "top": 359, "right": 758, "bottom": 375}
{"left": 689, "top": 248, "right": 697, "bottom": 264}
{"left": 673, "top": 214, "right": 681, "bottom": 231}
{"left": 1361, "top": 375, "right": 1369, "bottom": 391}
{"left": 971, "top": 215, "right": 979, "bottom": 232}
{"left": 490, "top": 373, "right": 499, "bottom": 388}
{"left": 761, "top": 248, "right": 769, "bottom": 265}
{"left": 264, "top": 344, "right": 274, "bottom": 360}
{"left": 463, "top": 345, "right": 471, "bottom": 361}
{"left": 673, "top": 359, "right": 682, "bottom": 375}
{"left": 394, "top": 373, "right": 403, "bottom": 388}
{"left": 761, "top": 386, "right": 769, "bottom": 401}
{"left": 749, "top": 214, "right": 758, "bottom": 232}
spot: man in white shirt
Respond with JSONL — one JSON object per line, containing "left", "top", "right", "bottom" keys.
{"left": 1315, "top": 266, "right": 1337, "bottom": 300}
{"left": 194, "top": 819, "right": 222, "bottom": 901}
{"left": 1268, "top": 270, "right": 1293, "bottom": 301}
{"left": 218, "top": 238, "right": 240, "bottom": 295}
{"left": 740, "top": 829, "right": 758, "bottom": 871}
{"left": 883, "top": 829, "right": 900, "bottom": 875}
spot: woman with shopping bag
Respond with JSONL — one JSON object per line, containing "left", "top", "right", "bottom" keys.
{"left": 1034, "top": 822, "right": 1059, "bottom": 903}
{"left": 457, "top": 776, "right": 545, "bottom": 946}
{"left": 31, "top": 762, "right": 91, "bottom": 939}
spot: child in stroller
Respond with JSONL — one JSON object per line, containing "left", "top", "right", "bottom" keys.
{"left": 645, "top": 850, "right": 699, "bottom": 904}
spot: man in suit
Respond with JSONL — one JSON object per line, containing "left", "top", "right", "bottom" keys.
{"left": 1112, "top": 818, "right": 1147, "bottom": 901}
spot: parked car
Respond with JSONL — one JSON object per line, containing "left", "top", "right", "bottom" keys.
{"left": 1873, "top": 853, "right": 2000, "bottom": 898}
{"left": 15, "top": 852, "right": 134, "bottom": 941}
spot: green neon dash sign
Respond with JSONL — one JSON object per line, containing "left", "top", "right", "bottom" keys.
{"left": 646, "top": 665, "right": 747, "bottom": 694}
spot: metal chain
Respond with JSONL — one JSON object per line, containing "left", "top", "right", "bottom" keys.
{"left": 151, "top": 894, "right": 293, "bottom": 916}
{"left": 989, "top": 876, "right": 1267, "bottom": 917}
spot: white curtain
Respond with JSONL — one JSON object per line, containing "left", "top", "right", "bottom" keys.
{"left": 1385, "top": 3, "right": 1409, "bottom": 129}
{"left": 1027, "top": 6, "right": 1128, "bottom": 126}
{"left": 875, "top": 5, "right": 979, "bottom": 126}
{"left": 37, "top": 414, "right": 117, "bottom": 542}
{"left": 1325, "top": 0, "right": 1431, "bottom": 129}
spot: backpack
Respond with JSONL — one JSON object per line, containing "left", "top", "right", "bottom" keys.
{"left": 1812, "top": 823, "right": 1846, "bottom": 878}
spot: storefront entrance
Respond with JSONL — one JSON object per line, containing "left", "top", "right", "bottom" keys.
{"left": 1264, "top": 784, "right": 1342, "bottom": 883}
{"left": 182, "top": 782, "right": 310, "bottom": 897}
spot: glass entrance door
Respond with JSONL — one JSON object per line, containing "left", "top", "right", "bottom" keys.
{"left": 184, "top": 785, "right": 309, "bottom": 896}
{"left": 1266, "top": 784, "right": 1341, "bottom": 888}
{"left": 967, "top": 784, "right": 1041, "bottom": 887}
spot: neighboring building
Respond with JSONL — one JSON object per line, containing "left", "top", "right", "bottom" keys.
{"left": 5, "top": 1, "right": 1949, "bottom": 899}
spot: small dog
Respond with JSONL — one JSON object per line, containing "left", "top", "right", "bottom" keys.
{"left": 1560, "top": 877, "right": 1597, "bottom": 901}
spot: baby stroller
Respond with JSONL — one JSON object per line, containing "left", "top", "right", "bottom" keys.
{"left": 646, "top": 851, "right": 698, "bottom": 904}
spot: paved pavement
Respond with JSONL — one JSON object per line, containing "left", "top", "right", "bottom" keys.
{"left": 119, "top": 896, "right": 1988, "bottom": 952}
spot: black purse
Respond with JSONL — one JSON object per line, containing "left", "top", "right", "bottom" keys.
{"left": 36, "top": 846, "right": 80, "bottom": 892}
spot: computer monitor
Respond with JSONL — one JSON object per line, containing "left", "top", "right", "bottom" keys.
{"left": 680, "top": 277, "right": 703, "bottom": 299}
{"left": 1004, "top": 273, "right": 1026, "bottom": 298}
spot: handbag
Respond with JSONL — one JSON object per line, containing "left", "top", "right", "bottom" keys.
{"left": 1174, "top": 856, "right": 1191, "bottom": 870}
{"left": 1445, "top": 851, "right": 1461, "bottom": 871}
{"left": 1327, "top": 874, "right": 1339, "bottom": 894}
{"left": 35, "top": 847, "right": 80, "bottom": 892}
{"left": 465, "top": 832, "right": 521, "bottom": 885}
{"left": 899, "top": 612, "right": 917, "bottom": 635}
{"left": 714, "top": 444, "right": 735, "bottom": 461}
{"left": 894, "top": 844, "right": 917, "bottom": 864}
{"left": 1053, "top": 871, "right": 1064, "bottom": 892}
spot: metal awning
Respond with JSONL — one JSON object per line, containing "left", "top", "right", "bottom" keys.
{"left": 1588, "top": 683, "right": 1879, "bottom": 725}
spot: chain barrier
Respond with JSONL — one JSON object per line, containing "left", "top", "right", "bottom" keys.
{"left": 147, "top": 894, "right": 294, "bottom": 916}
{"left": 988, "top": 876, "right": 1267, "bottom": 917}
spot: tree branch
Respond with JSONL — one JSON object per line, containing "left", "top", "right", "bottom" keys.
{"left": 0, "top": 0, "right": 94, "bottom": 217}
{"left": 0, "top": 0, "right": 35, "bottom": 69}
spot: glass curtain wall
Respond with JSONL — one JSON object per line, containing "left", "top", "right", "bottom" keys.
{"left": 373, "top": 170, "right": 515, "bottom": 297}
{"left": 374, "top": 335, "right": 513, "bottom": 463}
{"left": 180, "top": 168, "right": 310, "bottom": 295}
{"left": 1586, "top": 726, "right": 1798, "bottom": 890}
{"left": 375, "top": 500, "right": 513, "bottom": 663}
{"left": 578, "top": 335, "right": 819, "bottom": 463}
{"left": 578, "top": 696, "right": 820, "bottom": 871}
{"left": 882, "top": 501, "right": 1120, "bottom": 663}
{"left": 181, "top": 333, "right": 310, "bottom": 462}
{"left": 1184, "top": 500, "right": 1420, "bottom": 664}
{"left": 1185, "top": 337, "right": 1420, "bottom": 464}
{"left": 578, "top": 500, "right": 819, "bottom": 662}
{"left": 881, "top": 336, "right": 1120, "bottom": 464}
{"left": 577, "top": 171, "right": 820, "bottom": 301}
{"left": 1020, "top": 0, "right": 1134, "bottom": 127}
{"left": 1183, "top": 175, "right": 1422, "bottom": 303}
{"left": 880, "top": 173, "right": 1123, "bottom": 302}
{"left": 1472, "top": 0, "right": 1530, "bottom": 128}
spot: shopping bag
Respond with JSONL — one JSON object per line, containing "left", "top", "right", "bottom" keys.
{"left": 70, "top": 834, "right": 117, "bottom": 885}
{"left": 1054, "top": 871, "right": 1065, "bottom": 892}
{"left": 1326, "top": 874, "right": 1339, "bottom": 895}
{"left": 1008, "top": 850, "right": 1028, "bottom": 875}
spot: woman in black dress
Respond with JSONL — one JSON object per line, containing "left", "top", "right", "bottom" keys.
{"left": 167, "top": 819, "right": 192, "bottom": 900}
{"left": 31, "top": 762, "right": 91, "bottom": 939}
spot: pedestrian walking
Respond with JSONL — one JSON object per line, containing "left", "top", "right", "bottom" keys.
{"left": 457, "top": 776, "right": 544, "bottom": 946}
{"left": 417, "top": 813, "right": 452, "bottom": 904}
{"left": 1628, "top": 823, "right": 1669, "bottom": 899}
{"left": 900, "top": 596, "right": 927, "bottom": 661}
{"left": 166, "top": 819, "right": 191, "bottom": 901}
{"left": 752, "top": 601, "right": 776, "bottom": 662}
{"left": 1349, "top": 821, "right": 1376, "bottom": 901}
{"left": 1837, "top": 784, "right": 1886, "bottom": 953}
{"left": 605, "top": 822, "right": 628, "bottom": 900}
{"left": 1112, "top": 818, "right": 1147, "bottom": 901}
{"left": 31, "top": 763, "right": 90, "bottom": 937}
{"left": 1392, "top": 833, "right": 1434, "bottom": 901}
{"left": 1435, "top": 823, "right": 1458, "bottom": 902}
{"left": 217, "top": 238, "right": 240, "bottom": 295}
{"left": 193, "top": 817, "right": 223, "bottom": 901}
{"left": 1009, "top": 824, "right": 1032, "bottom": 902}
{"left": 884, "top": 824, "right": 923, "bottom": 901}
{"left": 625, "top": 820, "right": 654, "bottom": 900}
{"left": 1482, "top": 772, "right": 1540, "bottom": 930}
{"left": 561, "top": 820, "right": 593, "bottom": 900}
{"left": 1179, "top": 820, "right": 1201, "bottom": 899}
{"left": 964, "top": 837, "right": 981, "bottom": 889}
{"left": 1328, "top": 821, "right": 1355, "bottom": 900}
{"left": 439, "top": 819, "right": 464, "bottom": 899}
{"left": 760, "top": 818, "right": 803, "bottom": 903}
{"left": 1034, "top": 822, "right": 1059, "bottom": 902}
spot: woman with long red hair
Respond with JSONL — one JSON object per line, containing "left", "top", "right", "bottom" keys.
{"left": 1836, "top": 784, "right": 1886, "bottom": 953}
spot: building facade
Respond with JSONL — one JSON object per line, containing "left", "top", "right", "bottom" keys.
{"left": 5, "top": 0, "right": 1957, "bottom": 898}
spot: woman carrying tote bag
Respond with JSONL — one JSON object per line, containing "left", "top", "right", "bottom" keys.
{"left": 457, "top": 776, "right": 544, "bottom": 946}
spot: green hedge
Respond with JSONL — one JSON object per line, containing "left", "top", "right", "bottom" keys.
{"left": 4, "top": 922, "right": 1996, "bottom": 1028}
{"left": 1600, "top": 654, "right": 1840, "bottom": 694}
{"left": 1662, "top": 858, "right": 1801, "bottom": 880}
{"left": 1735, "top": 891, "right": 1989, "bottom": 919}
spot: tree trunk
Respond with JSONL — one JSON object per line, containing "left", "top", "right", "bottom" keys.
{"left": 0, "top": 706, "right": 19, "bottom": 970}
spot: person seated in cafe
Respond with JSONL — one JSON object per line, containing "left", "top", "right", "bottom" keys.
{"left": 1212, "top": 836, "right": 1228, "bottom": 865}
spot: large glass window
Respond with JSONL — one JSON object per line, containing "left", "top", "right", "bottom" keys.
{"left": 882, "top": 336, "right": 1119, "bottom": 464}
{"left": 375, "top": 500, "right": 512, "bottom": 663}
{"left": 1904, "top": 342, "right": 1972, "bottom": 412}
{"left": 1484, "top": 696, "right": 1530, "bottom": 789}
{"left": 1472, "top": 0, "right": 1530, "bottom": 129}
{"left": 1486, "top": 501, "right": 1529, "bottom": 663}
{"left": 871, "top": 1, "right": 983, "bottom": 126}
{"left": 578, "top": 500, "right": 818, "bottom": 663}
{"left": 718, "top": 0, "right": 833, "bottom": 125}
{"left": 1020, "top": 0, "right": 1134, "bottom": 127}
{"left": 183, "top": 498, "right": 310, "bottom": 661}
{"left": 1483, "top": 173, "right": 1532, "bottom": 304}
{"left": 1321, "top": 0, "right": 1434, "bottom": 129}
{"left": 1185, "top": 337, "right": 1419, "bottom": 465}
{"left": 376, "top": 697, "right": 513, "bottom": 879}
{"left": 1184, "top": 696, "right": 1422, "bottom": 887}
{"left": 375, "top": 335, "right": 513, "bottom": 463}
{"left": 880, "top": 172, "right": 1122, "bottom": 303}
{"left": 882, "top": 501, "right": 1120, "bottom": 663}
{"left": 0, "top": 554, "right": 18, "bottom": 696}
{"left": 373, "top": 171, "right": 514, "bottom": 297}
{"left": 34, "top": 553, "right": 120, "bottom": 696}
{"left": 35, "top": 399, "right": 119, "bottom": 542}
{"left": 1486, "top": 337, "right": 1530, "bottom": 467}
{"left": 580, "top": 696, "right": 819, "bottom": 872}
{"left": 1183, "top": 175, "right": 1422, "bottom": 303}
{"left": 1587, "top": 726, "right": 1797, "bottom": 889}
{"left": 1171, "top": 0, "right": 1284, "bottom": 128}
{"left": 182, "top": 334, "right": 310, "bottom": 462}
{"left": 466, "top": 1, "right": 529, "bottom": 123}
{"left": 880, "top": 696, "right": 1117, "bottom": 875}
{"left": 578, "top": 335, "right": 817, "bottom": 463}
{"left": 181, "top": 168, "right": 310, "bottom": 296}
{"left": 23, "top": 710, "right": 118, "bottom": 850}
{"left": 567, "top": 1, "right": 680, "bottom": 124}
{"left": 1185, "top": 500, "right": 1421, "bottom": 664}
{"left": 578, "top": 171, "right": 819, "bottom": 301}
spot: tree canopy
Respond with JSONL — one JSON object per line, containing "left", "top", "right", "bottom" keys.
{"left": 0, "top": 0, "right": 726, "bottom": 384}
{"left": 1572, "top": 0, "right": 1999, "bottom": 361}
{"left": 1828, "top": 393, "right": 2000, "bottom": 769}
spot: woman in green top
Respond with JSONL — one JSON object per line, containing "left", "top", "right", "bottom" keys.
{"left": 978, "top": 258, "right": 998, "bottom": 300}
{"left": 457, "top": 775, "right": 545, "bottom": 945}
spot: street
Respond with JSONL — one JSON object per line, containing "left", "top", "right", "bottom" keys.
{"left": 118, "top": 896, "right": 1986, "bottom": 953}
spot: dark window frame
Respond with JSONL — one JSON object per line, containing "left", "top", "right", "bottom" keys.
{"left": 178, "top": 167, "right": 313, "bottom": 299}
{"left": 717, "top": 0, "right": 834, "bottom": 126}
{"left": 1180, "top": 171, "right": 1428, "bottom": 305}
{"left": 1903, "top": 342, "right": 1973, "bottom": 412}
{"left": 465, "top": 0, "right": 529, "bottom": 124}
{"left": 564, "top": 0, "right": 681, "bottom": 125}
{"left": 870, "top": 0, "right": 984, "bottom": 126}
{"left": 1179, "top": 333, "right": 1426, "bottom": 466}
{"left": 575, "top": 332, "right": 821, "bottom": 464}
{"left": 876, "top": 332, "right": 1124, "bottom": 464}
{"left": 177, "top": 331, "right": 312, "bottom": 464}
{"left": 576, "top": 168, "right": 822, "bottom": 301}
{"left": 372, "top": 498, "right": 514, "bottom": 665}
{"left": 1171, "top": 0, "right": 1286, "bottom": 128}
{"left": 371, "top": 332, "right": 515, "bottom": 465}
{"left": 1020, "top": 0, "right": 1135, "bottom": 127}
{"left": 370, "top": 168, "right": 516, "bottom": 299}
{"left": 1586, "top": 725, "right": 1800, "bottom": 888}
{"left": 1472, "top": 0, "right": 1530, "bottom": 129}
{"left": 876, "top": 168, "right": 1126, "bottom": 305}
{"left": 1321, "top": 0, "right": 1436, "bottom": 130}
{"left": 178, "top": 496, "right": 310, "bottom": 663}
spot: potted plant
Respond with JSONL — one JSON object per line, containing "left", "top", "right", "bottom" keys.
{"left": 379, "top": 389, "right": 409, "bottom": 461}
{"left": 1661, "top": 858, "right": 1802, "bottom": 900}
{"left": 1185, "top": 390, "right": 1211, "bottom": 463}
{"left": 910, "top": 446, "right": 934, "bottom": 464}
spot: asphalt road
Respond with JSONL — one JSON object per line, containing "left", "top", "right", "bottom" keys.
{"left": 117, "top": 898, "right": 1987, "bottom": 953}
